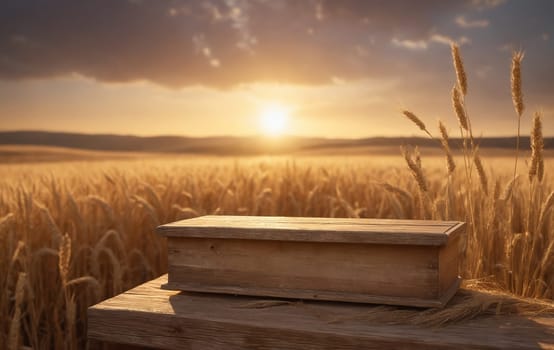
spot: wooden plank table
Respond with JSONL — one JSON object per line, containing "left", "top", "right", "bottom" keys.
{"left": 88, "top": 275, "right": 554, "bottom": 349}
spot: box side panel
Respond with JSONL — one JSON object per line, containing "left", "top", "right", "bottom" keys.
{"left": 438, "top": 234, "right": 462, "bottom": 296}
{"left": 167, "top": 238, "right": 439, "bottom": 303}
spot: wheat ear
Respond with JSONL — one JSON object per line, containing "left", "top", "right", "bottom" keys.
{"left": 511, "top": 50, "right": 525, "bottom": 182}
{"left": 474, "top": 150, "right": 488, "bottom": 195}
{"left": 452, "top": 86, "right": 469, "bottom": 131}
{"left": 451, "top": 43, "right": 467, "bottom": 95}
{"left": 401, "top": 146, "right": 428, "bottom": 193}
{"left": 59, "top": 233, "right": 71, "bottom": 286}
{"left": 402, "top": 111, "right": 433, "bottom": 138}
{"left": 511, "top": 50, "right": 525, "bottom": 117}
{"left": 439, "top": 121, "right": 456, "bottom": 175}
{"left": 529, "top": 112, "right": 544, "bottom": 182}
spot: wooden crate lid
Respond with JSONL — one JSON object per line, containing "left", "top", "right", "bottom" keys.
{"left": 157, "top": 216, "right": 465, "bottom": 246}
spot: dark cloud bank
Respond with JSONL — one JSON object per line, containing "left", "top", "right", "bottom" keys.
{"left": 0, "top": 0, "right": 534, "bottom": 88}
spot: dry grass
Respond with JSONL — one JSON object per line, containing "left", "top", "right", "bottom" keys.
{"left": 0, "top": 48, "right": 553, "bottom": 348}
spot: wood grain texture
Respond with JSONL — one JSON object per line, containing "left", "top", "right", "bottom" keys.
{"left": 161, "top": 279, "right": 449, "bottom": 308}
{"left": 439, "top": 234, "right": 462, "bottom": 295}
{"left": 160, "top": 217, "right": 467, "bottom": 307}
{"left": 166, "top": 237, "right": 441, "bottom": 306}
{"left": 88, "top": 275, "right": 554, "bottom": 350}
{"left": 157, "top": 216, "right": 466, "bottom": 246}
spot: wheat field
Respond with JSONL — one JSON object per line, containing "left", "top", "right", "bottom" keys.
{"left": 1, "top": 153, "right": 553, "bottom": 349}
{"left": 1, "top": 46, "right": 554, "bottom": 349}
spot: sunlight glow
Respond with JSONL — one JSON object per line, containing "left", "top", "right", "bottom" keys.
{"left": 259, "top": 104, "right": 290, "bottom": 136}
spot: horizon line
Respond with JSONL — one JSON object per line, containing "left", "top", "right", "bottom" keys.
{"left": 0, "top": 129, "right": 549, "bottom": 140}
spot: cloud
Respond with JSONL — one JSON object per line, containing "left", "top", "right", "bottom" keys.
{"left": 430, "top": 34, "right": 471, "bottom": 46}
{"left": 392, "top": 34, "right": 471, "bottom": 51}
{"left": 469, "top": 0, "right": 506, "bottom": 10}
{"left": 391, "top": 38, "right": 428, "bottom": 50}
{"left": 0, "top": 0, "right": 502, "bottom": 88}
{"left": 455, "top": 15, "right": 490, "bottom": 28}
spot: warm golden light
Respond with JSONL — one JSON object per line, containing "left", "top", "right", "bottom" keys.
{"left": 259, "top": 104, "right": 289, "bottom": 136}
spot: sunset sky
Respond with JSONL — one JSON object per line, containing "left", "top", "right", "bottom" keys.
{"left": 1, "top": 0, "right": 553, "bottom": 138}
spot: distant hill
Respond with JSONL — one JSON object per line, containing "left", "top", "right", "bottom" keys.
{"left": 0, "top": 145, "right": 152, "bottom": 163}
{"left": 0, "top": 131, "right": 552, "bottom": 156}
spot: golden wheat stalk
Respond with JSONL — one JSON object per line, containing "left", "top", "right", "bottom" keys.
{"left": 35, "top": 202, "right": 62, "bottom": 246}
{"left": 474, "top": 151, "right": 488, "bottom": 195}
{"left": 451, "top": 44, "right": 467, "bottom": 95}
{"left": 58, "top": 233, "right": 71, "bottom": 286}
{"left": 438, "top": 121, "right": 456, "bottom": 175}
{"left": 511, "top": 50, "right": 525, "bottom": 183}
{"left": 452, "top": 86, "right": 469, "bottom": 131}
{"left": 537, "top": 191, "right": 554, "bottom": 231}
{"left": 438, "top": 121, "right": 450, "bottom": 144}
{"left": 529, "top": 112, "right": 544, "bottom": 182}
{"left": 401, "top": 146, "right": 428, "bottom": 193}
{"left": 414, "top": 146, "right": 422, "bottom": 169}
{"left": 537, "top": 157, "right": 544, "bottom": 182}
{"left": 511, "top": 50, "right": 525, "bottom": 118}
{"left": 8, "top": 272, "right": 26, "bottom": 350}
{"left": 445, "top": 149, "right": 456, "bottom": 176}
{"left": 500, "top": 175, "right": 519, "bottom": 201}
{"left": 402, "top": 111, "right": 433, "bottom": 138}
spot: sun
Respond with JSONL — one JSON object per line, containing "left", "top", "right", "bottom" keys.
{"left": 259, "top": 104, "right": 290, "bottom": 137}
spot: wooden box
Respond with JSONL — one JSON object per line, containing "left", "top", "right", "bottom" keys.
{"left": 156, "top": 216, "right": 466, "bottom": 308}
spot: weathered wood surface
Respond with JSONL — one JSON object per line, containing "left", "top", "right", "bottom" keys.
{"left": 438, "top": 233, "right": 462, "bottom": 295}
{"left": 164, "top": 237, "right": 458, "bottom": 307}
{"left": 157, "top": 215, "right": 465, "bottom": 246}
{"left": 88, "top": 275, "right": 554, "bottom": 350}
{"left": 159, "top": 216, "right": 466, "bottom": 307}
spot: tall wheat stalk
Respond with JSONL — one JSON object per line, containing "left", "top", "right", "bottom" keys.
{"left": 400, "top": 44, "right": 551, "bottom": 287}
{"left": 511, "top": 50, "right": 525, "bottom": 183}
